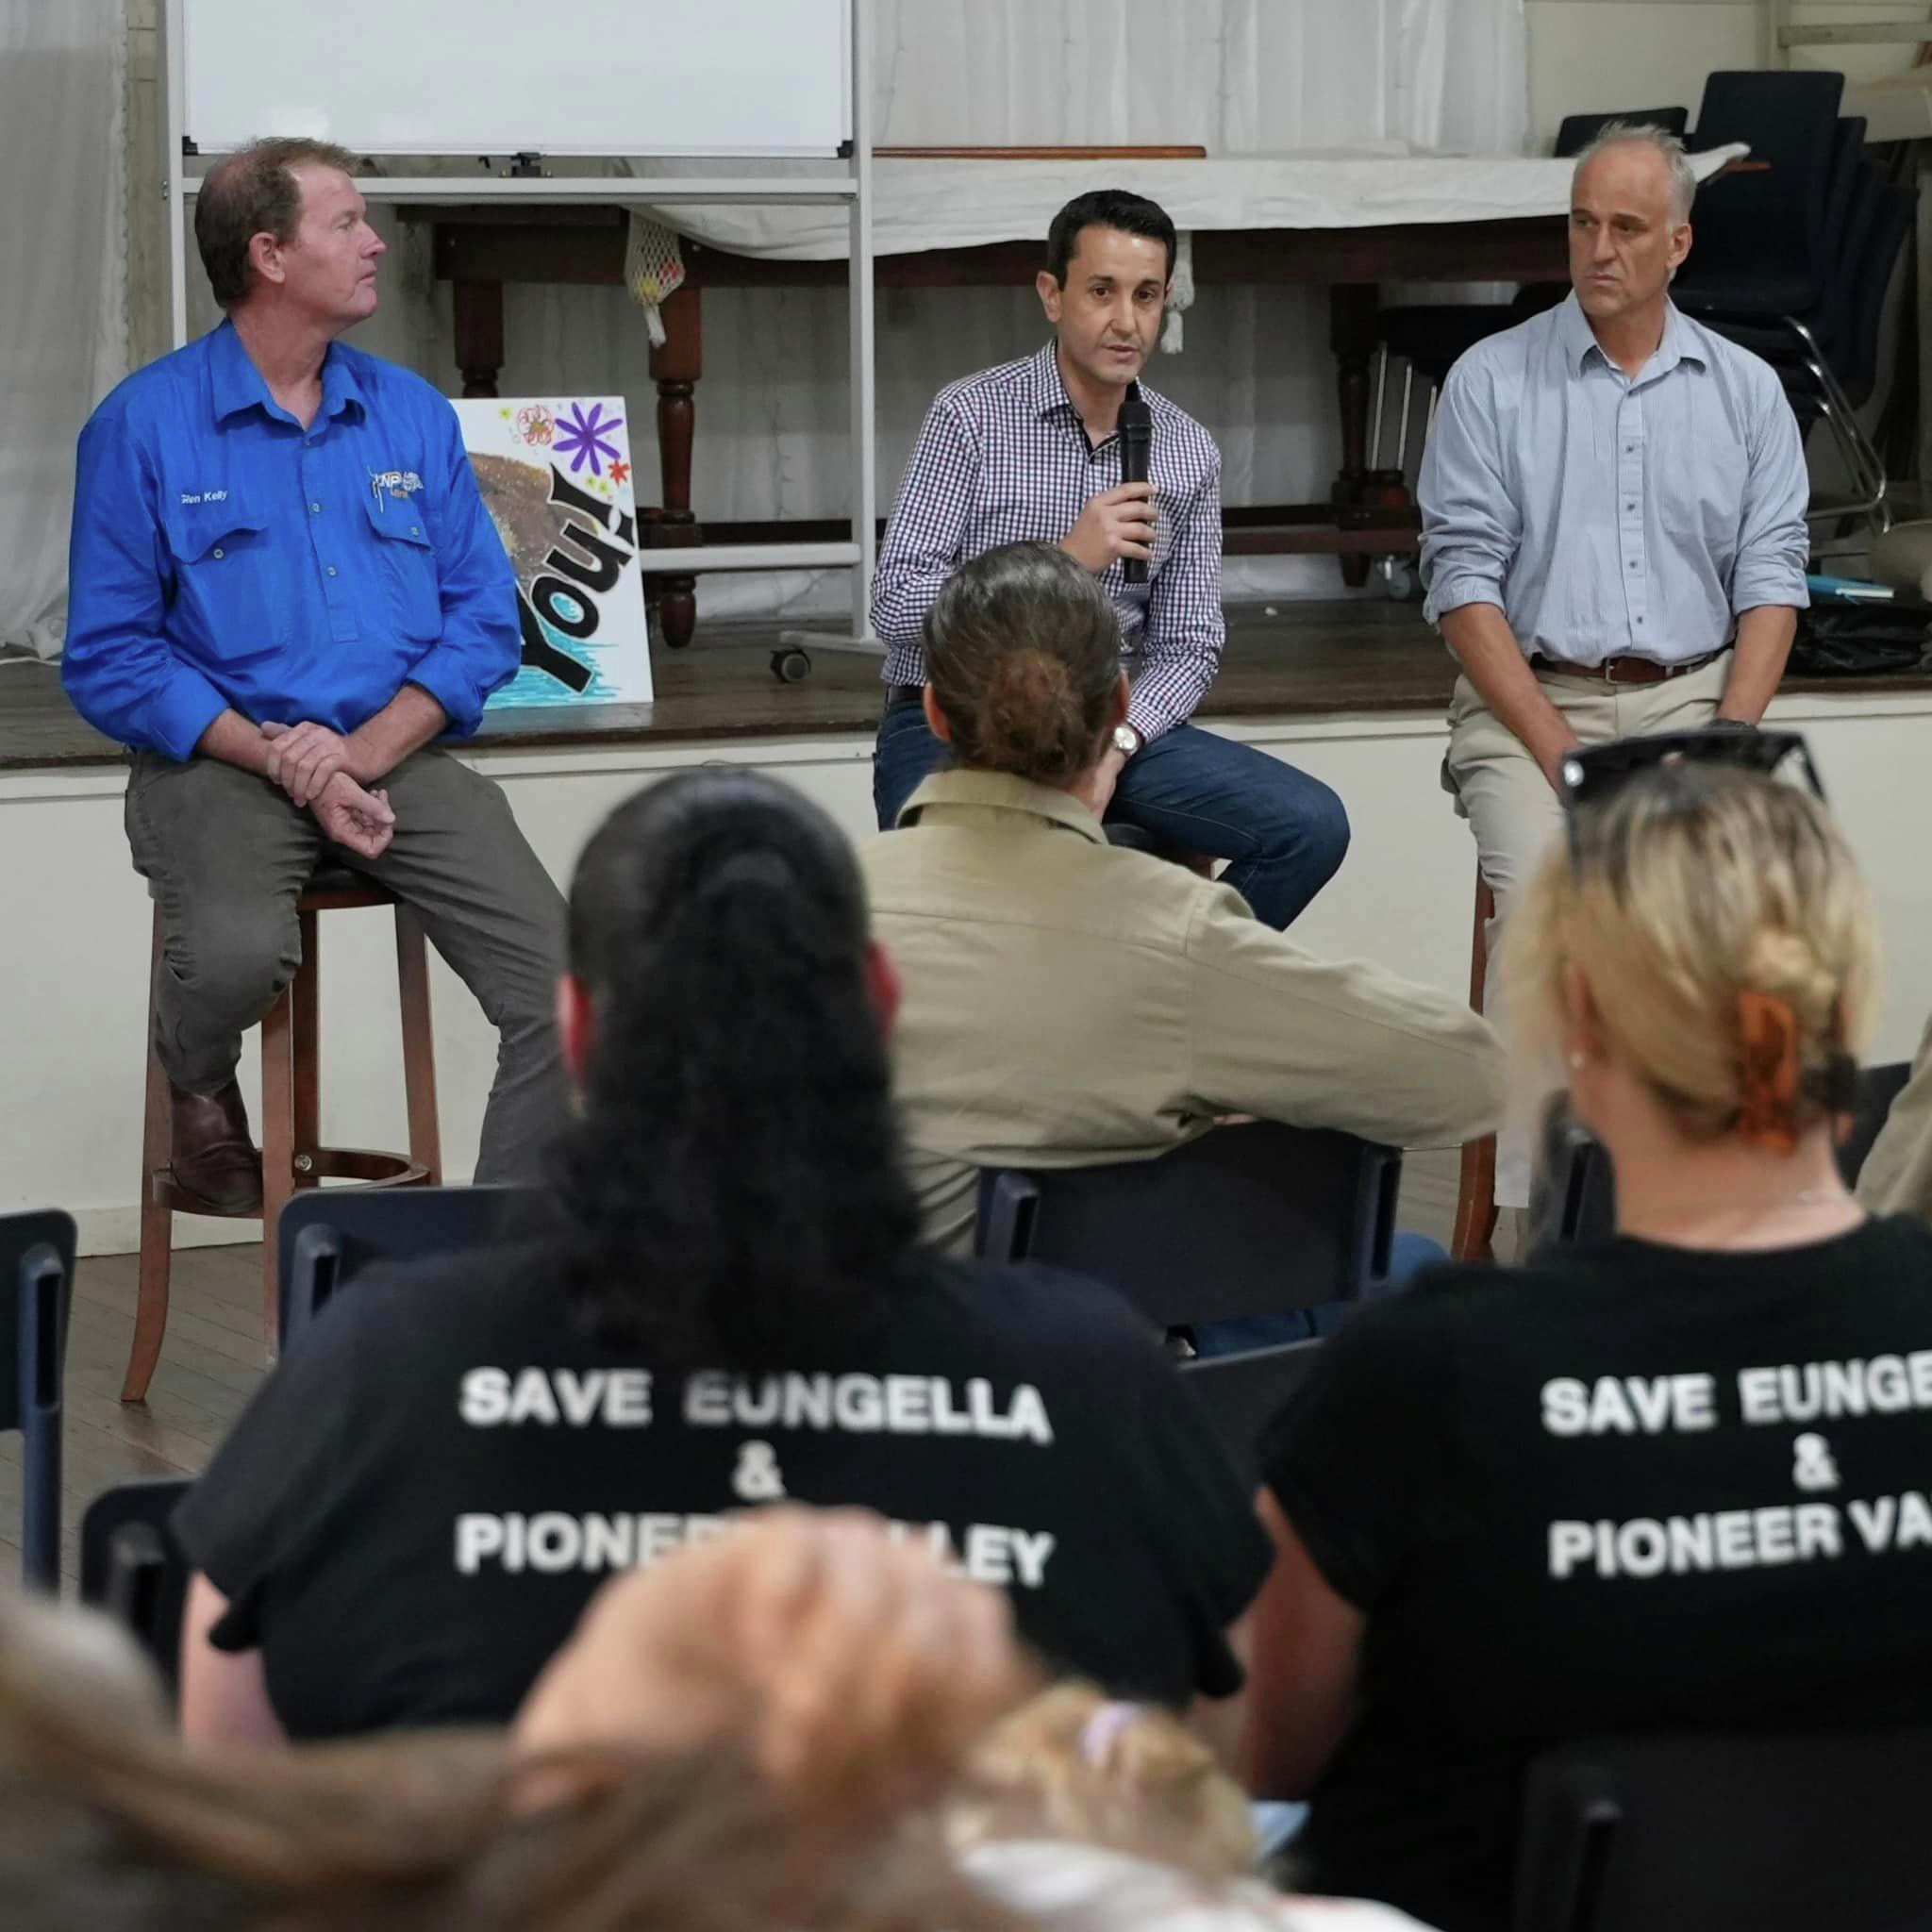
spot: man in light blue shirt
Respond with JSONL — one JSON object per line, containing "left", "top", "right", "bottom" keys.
{"left": 65, "top": 138, "right": 564, "bottom": 1210}
{"left": 1419, "top": 124, "right": 1808, "bottom": 1221}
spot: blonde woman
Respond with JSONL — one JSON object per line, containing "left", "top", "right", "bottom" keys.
{"left": 1241, "top": 742, "right": 1932, "bottom": 1932}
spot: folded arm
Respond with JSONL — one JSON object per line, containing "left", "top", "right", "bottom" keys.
{"left": 1186, "top": 887, "right": 1507, "bottom": 1148}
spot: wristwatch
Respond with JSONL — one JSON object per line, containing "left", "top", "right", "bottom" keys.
{"left": 1113, "top": 723, "right": 1143, "bottom": 760}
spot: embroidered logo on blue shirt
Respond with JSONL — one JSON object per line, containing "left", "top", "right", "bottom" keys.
{"left": 369, "top": 468, "right": 425, "bottom": 510}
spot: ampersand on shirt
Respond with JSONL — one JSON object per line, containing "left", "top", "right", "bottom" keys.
{"left": 732, "top": 1441, "right": 786, "bottom": 1504}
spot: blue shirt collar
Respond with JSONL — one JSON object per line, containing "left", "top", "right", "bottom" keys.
{"left": 208, "top": 316, "right": 367, "bottom": 427}
{"left": 1556, "top": 290, "right": 1706, "bottom": 382}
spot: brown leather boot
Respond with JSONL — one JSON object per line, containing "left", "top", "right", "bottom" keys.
{"left": 168, "top": 1077, "right": 264, "bottom": 1215}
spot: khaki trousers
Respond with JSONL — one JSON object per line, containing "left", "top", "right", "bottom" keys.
{"left": 1443, "top": 651, "right": 1730, "bottom": 1207}
{"left": 125, "top": 746, "right": 568, "bottom": 1182}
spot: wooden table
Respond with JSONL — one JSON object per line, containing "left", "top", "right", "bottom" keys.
{"left": 409, "top": 204, "right": 1578, "bottom": 645}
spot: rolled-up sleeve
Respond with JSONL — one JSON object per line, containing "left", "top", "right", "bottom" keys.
{"left": 63, "top": 410, "right": 228, "bottom": 761}
{"left": 1419, "top": 358, "right": 1521, "bottom": 625}
{"left": 871, "top": 398, "right": 980, "bottom": 649}
{"left": 1729, "top": 374, "right": 1810, "bottom": 615}
{"left": 1130, "top": 453, "right": 1224, "bottom": 743}
{"left": 404, "top": 403, "right": 521, "bottom": 736}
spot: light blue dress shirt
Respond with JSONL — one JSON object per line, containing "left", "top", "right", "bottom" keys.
{"left": 1419, "top": 293, "right": 1809, "bottom": 666}
{"left": 65, "top": 319, "right": 517, "bottom": 760}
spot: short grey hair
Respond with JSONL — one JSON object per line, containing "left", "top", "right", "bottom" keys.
{"left": 1570, "top": 122, "right": 1697, "bottom": 225}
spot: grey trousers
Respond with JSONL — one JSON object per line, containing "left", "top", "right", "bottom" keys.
{"left": 125, "top": 747, "right": 568, "bottom": 1182}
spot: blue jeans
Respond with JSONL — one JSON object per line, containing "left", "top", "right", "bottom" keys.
{"left": 1191, "top": 1229, "right": 1444, "bottom": 1358}
{"left": 873, "top": 702, "right": 1350, "bottom": 932}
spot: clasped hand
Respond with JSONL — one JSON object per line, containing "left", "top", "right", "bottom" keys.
{"left": 261, "top": 720, "right": 393, "bottom": 859}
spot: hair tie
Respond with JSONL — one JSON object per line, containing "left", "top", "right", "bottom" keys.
{"left": 1738, "top": 990, "right": 1801, "bottom": 1156}
{"left": 1077, "top": 1701, "right": 1142, "bottom": 1768}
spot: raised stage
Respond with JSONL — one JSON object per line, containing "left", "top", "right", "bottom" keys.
{"left": 8, "top": 600, "right": 1932, "bottom": 1257}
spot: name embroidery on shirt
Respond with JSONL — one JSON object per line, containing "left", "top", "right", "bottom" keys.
{"left": 177, "top": 490, "right": 227, "bottom": 505}
{"left": 369, "top": 467, "right": 425, "bottom": 510}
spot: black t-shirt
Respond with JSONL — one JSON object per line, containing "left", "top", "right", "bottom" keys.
{"left": 175, "top": 1246, "right": 1269, "bottom": 1741}
{"left": 1261, "top": 1216, "right": 1932, "bottom": 1932}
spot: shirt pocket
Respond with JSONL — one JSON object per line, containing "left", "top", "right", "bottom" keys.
{"left": 1657, "top": 414, "right": 1751, "bottom": 585}
{"left": 360, "top": 492, "right": 442, "bottom": 641}
{"left": 159, "top": 502, "right": 288, "bottom": 663}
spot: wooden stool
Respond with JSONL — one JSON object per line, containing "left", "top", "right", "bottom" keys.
{"left": 125, "top": 865, "right": 441, "bottom": 1402}
{"left": 1451, "top": 870, "right": 1500, "bottom": 1262}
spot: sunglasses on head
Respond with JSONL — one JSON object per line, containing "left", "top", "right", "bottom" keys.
{"left": 1558, "top": 729, "right": 1827, "bottom": 864}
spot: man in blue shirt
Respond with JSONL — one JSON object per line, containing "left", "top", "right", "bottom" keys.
{"left": 65, "top": 137, "right": 565, "bottom": 1211}
{"left": 1418, "top": 124, "right": 1808, "bottom": 1228}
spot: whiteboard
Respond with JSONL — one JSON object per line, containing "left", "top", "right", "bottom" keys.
{"left": 181, "top": 0, "right": 851, "bottom": 157}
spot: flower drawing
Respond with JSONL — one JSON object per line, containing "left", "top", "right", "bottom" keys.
{"left": 554, "top": 400, "right": 624, "bottom": 476}
{"left": 609, "top": 458, "right": 631, "bottom": 486}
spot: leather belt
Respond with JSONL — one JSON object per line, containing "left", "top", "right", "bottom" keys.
{"left": 886, "top": 684, "right": 924, "bottom": 709}
{"left": 1529, "top": 651, "right": 1720, "bottom": 688}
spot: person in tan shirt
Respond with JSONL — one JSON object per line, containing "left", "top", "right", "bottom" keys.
{"left": 860, "top": 541, "right": 1508, "bottom": 1257}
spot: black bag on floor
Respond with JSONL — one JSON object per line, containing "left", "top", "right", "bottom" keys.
{"left": 1789, "top": 605, "right": 1932, "bottom": 677}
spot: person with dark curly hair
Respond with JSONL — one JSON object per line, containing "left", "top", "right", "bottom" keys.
{"left": 173, "top": 771, "right": 1271, "bottom": 1750}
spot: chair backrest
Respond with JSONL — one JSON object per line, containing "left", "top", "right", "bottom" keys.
{"left": 275, "top": 1185, "right": 539, "bottom": 1343}
{"left": 1840, "top": 179, "right": 1913, "bottom": 404}
{"left": 978, "top": 1121, "right": 1401, "bottom": 1327}
{"left": 1680, "top": 71, "right": 1845, "bottom": 305}
{"left": 1555, "top": 106, "right": 1689, "bottom": 158}
{"left": 1542, "top": 1061, "right": 1912, "bottom": 1251}
{"left": 1514, "top": 1725, "right": 1932, "bottom": 1932}
{"left": 0, "top": 1210, "right": 74, "bottom": 1591}
{"left": 79, "top": 1477, "right": 193, "bottom": 1690}
{"left": 1178, "top": 1337, "right": 1324, "bottom": 1478}
{"left": 1840, "top": 1059, "right": 1912, "bottom": 1189}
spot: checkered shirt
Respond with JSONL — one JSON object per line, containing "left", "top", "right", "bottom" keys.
{"left": 872, "top": 341, "right": 1224, "bottom": 742}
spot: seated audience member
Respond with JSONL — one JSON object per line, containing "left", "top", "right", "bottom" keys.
{"left": 1243, "top": 749, "right": 1932, "bottom": 1932}
{"left": 859, "top": 541, "right": 1508, "bottom": 1258}
{"left": 0, "top": 1513, "right": 1430, "bottom": 1931}
{"left": 173, "top": 771, "right": 1271, "bottom": 1746}
{"left": 1856, "top": 1014, "right": 1932, "bottom": 1221}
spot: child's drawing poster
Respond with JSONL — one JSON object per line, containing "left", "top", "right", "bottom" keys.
{"left": 454, "top": 396, "right": 654, "bottom": 708}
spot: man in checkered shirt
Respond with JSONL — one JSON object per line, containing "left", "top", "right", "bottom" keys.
{"left": 870, "top": 188, "right": 1350, "bottom": 930}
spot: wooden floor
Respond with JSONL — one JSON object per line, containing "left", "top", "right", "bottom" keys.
{"left": 32, "top": 1147, "right": 1462, "bottom": 1591}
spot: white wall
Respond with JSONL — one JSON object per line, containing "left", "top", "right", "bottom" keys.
{"left": 9, "top": 691, "right": 1932, "bottom": 1255}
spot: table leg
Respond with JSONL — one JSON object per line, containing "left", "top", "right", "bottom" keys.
{"left": 649, "top": 284, "right": 703, "bottom": 649}
{"left": 1330, "top": 283, "right": 1382, "bottom": 589}
{"left": 453, "top": 281, "right": 505, "bottom": 398}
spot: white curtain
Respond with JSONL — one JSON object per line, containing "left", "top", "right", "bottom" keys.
{"left": 204, "top": 0, "right": 1530, "bottom": 625}
{"left": 0, "top": 0, "right": 125, "bottom": 657}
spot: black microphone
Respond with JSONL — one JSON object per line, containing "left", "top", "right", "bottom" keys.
{"left": 1117, "top": 393, "right": 1153, "bottom": 585}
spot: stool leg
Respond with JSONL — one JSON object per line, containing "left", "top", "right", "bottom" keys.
{"left": 259, "top": 922, "right": 308, "bottom": 1362}
{"left": 292, "top": 908, "right": 320, "bottom": 1161}
{"left": 394, "top": 908, "right": 441, "bottom": 1184}
{"left": 1452, "top": 872, "right": 1500, "bottom": 1263}
{"left": 123, "top": 911, "right": 175, "bottom": 1404}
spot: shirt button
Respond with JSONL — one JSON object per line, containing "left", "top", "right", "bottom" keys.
{"left": 326, "top": 565, "right": 339, "bottom": 577}
{"left": 210, "top": 546, "right": 224, "bottom": 559}
{"left": 1629, "top": 559, "right": 1639, "bottom": 570}
{"left": 409, "top": 525, "right": 420, "bottom": 537}
{"left": 310, "top": 502, "right": 321, "bottom": 513}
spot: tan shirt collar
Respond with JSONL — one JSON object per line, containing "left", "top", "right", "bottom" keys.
{"left": 897, "top": 767, "right": 1108, "bottom": 845}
